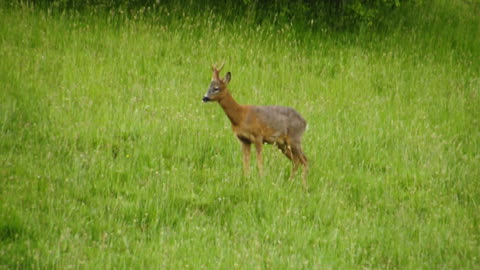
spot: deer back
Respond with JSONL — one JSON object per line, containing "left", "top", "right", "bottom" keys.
{"left": 251, "top": 105, "right": 307, "bottom": 142}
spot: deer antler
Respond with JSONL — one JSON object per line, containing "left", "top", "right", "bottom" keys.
{"left": 212, "top": 62, "right": 225, "bottom": 80}
{"left": 217, "top": 62, "right": 225, "bottom": 72}
{"left": 212, "top": 62, "right": 225, "bottom": 72}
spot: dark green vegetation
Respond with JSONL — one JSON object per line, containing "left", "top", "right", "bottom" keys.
{"left": 25, "top": 0, "right": 407, "bottom": 29}
{"left": 1, "top": 0, "right": 479, "bottom": 268}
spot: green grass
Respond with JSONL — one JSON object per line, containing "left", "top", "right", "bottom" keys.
{"left": 1, "top": 0, "right": 479, "bottom": 268}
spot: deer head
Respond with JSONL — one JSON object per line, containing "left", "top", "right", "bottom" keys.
{"left": 202, "top": 63, "right": 231, "bottom": 103}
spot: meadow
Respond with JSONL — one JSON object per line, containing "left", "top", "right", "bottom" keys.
{"left": 1, "top": 0, "right": 479, "bottom": 268}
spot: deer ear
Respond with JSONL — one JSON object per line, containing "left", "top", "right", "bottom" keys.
{"left": 224, "top": 72, "right": 231, "bottom": 84}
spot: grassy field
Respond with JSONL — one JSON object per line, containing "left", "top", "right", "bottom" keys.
{"left": 1, "top": 0, "right": 479, "bottom": 268}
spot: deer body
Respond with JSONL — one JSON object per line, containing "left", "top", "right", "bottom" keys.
{"left": 203, "top": 64, "right": 308, "bottom": 187}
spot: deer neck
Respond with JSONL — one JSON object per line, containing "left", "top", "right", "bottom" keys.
{"left": 218, "top": 90, "right": 244, "bottom": 126}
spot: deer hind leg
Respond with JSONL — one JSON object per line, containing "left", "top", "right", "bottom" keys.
{"left": 291, "top": 144, "right": 309, "bottom": 189}
{"left": 277, "top": 142, "right": 299, "bottom": 178}
{"left": 254, "top": 140, "right": 264, "bottom": 177}
{"left": 241, "top": 142, "right": 251, "bottom": 176}
{"left": 292, "top": 153, "right": 302, "bottom": 179}
{"left": 277, "top": 143, "right": 293, "bottom": 161}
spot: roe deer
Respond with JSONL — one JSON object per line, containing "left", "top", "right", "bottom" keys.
{"left": 202, "top": 63, "right": 308, "bottom": 187}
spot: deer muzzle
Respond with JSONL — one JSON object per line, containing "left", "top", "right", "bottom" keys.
{"left": 202, "top": 96, "right": 211, "bottom": 103}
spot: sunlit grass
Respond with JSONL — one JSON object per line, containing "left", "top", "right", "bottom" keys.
{"left": 1, "top": 1, "right": 479, "bottom": 268}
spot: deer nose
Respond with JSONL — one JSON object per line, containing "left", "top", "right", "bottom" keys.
{"left": 202, "top": 96, "right": 211, "bottom": 103}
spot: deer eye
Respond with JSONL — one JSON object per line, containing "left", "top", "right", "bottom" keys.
{"left": 213, "top": 87, "right": 220, "bottom": 92}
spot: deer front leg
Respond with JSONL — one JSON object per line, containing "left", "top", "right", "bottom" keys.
{"left": 254, "top": 141, "right": 264, "bottom": 177}
{"left": 241, "top": 142, "right": 251, "bottom": 175}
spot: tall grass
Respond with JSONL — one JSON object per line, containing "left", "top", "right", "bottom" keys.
{"left": 1, "top": 0, "right": 479, "bottom": 268}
